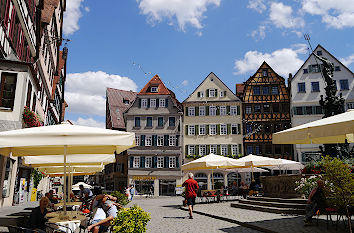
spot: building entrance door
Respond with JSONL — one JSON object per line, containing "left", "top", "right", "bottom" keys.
{"left": 159, "top": 179, "right": 176, "bottom": 196}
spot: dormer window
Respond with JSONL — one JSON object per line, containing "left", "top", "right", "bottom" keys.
{"left": 316, "top": 50, "right": 322, "bottom": 56}
{"left": 151, "top": 87, "right": 158, "bottom": 93}
{"left": 262, "top": 69, "right": 268, "bottom": 77}
{"left": 123, "top": 99, "right": 129, "bottom": 105}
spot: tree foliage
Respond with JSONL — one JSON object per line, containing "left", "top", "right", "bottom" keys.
{"left": 31, "top": 169, "right": 44, "bottom": 188}
{"left": 110, "top": 191, "right": 130, "bottom": 206}
{"left": 111, "top": 205, "right": 151, "bottom": 233}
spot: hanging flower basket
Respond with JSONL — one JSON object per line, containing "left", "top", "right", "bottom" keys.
{"left": 23, "top": 106, "right": 43, "bottom": 127}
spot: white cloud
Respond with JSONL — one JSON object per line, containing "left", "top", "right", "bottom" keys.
{"left": 63, "top": 0, "right": 85, "bottom": 36}
{"left": 251, "top": 24, "right": 267, "bottom": 40}
{"left": 269, "top": 2, "right": 304, "bottom": 29}
{"left": 84, "top": 6, "right": 90, "bottom": 12}
{"left": 137, "top": 0, "right": 221, "bottom": 31}
{"left": 248, "top": 0, "right": 266, "bottom": 13}
{"left": 234, "top": 44, "right": 306, "bottom": 77}
{"left": 182, "top": 80, "right": 189, "bottom": 86}
{"left": 71, "top": 117, "right": 105, "bottom": 128}
{"left": 340, "top": 54, "right": 354, "bottom": 67}
{"left": 302, "top": 0, "right": 354, "bottom": 29}
{"left": 66, "top": 71, "right": 138, "bottom": 116}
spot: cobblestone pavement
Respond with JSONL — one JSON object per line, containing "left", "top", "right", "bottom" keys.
{"left": 128, "top": 196, "right": 260, "bottom": 233}
{"left": 129, "top": 196, "right": 350, "bottom": 233}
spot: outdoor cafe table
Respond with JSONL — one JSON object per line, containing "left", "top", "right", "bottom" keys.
{"left": 46, "top": 211, "right": 87, "bottom": 233}
{"left": 54, "top": 201, "right": 82, "bottom": 210}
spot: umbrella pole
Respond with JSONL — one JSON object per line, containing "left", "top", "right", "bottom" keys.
{"left": 251, "top": 165, "right": 254, "bottom": 182}
{"left": 63, "top": 145, "right": 67, "bottom": 215}
{"left": 212, "top": 168, "right": 214, "bottom": 190}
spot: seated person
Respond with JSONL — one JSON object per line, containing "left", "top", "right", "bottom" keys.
{"left": 240, "top": 182, "right": 248, "bottom": 199}
{"left": 29, "top": 197, "right": 49, "bottom": 232}
{"left": 304, "top": 180, "right": 326, "bottom": 225}
{"left": 89, "top": 207, "right": 108, "bottom": 233}
{"left": 44, "top": 193, "right": 55, "bottom": 208}
{"left": 47, "top": 190, "right": 58, "bottom": 204}
{"left": 231, "top": 182, "right": 238, "bottom": 196}
{"left": 249, "top": 180, "right": 259, "bottom": 196}
{"left": 79, "top": 184, "right": 93, "bottom": 201}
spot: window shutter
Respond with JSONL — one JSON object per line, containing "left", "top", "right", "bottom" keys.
{"left": 156, "top": 99, "right": 159, "bottom": 108}
{"left": 164, "top": 157, "right": 169, "bottom": 168}
{"left": 153, "top": 157, "right": 157, "bottom": 168}
{"left": 129, "top": 156, "right": 133, "bottom": 168}
{"left": 237, "top": 106, "right": 240, "bottom": 115}
{"left": 141, "top": 135, "right": 145, "bottom": 146}
{"left": 176, "top": 156, "right": 179, "bottom": 168}
{"left": 206, "top": 89, "right": 209, "bottom": 97}
{"left": 176, "top": 135, "right": 179, "bottom": 146}
{"left": 195, "top": 145, "right": 199, "bottom": 155}
{"left": 195, "top": 125, "right": 198, "bottom": 135}
{"left": 206, "top": 145, "right": 210, "bottom": 154}
{"left": 227, "top": 106, "right": 230, "bottom": 115}
{"left": 216, "top": 124, "right": 220, "bottom": 135}
{"left": 216, "top": 106, "right": 220, "bottom": 115}
{"left": 147, "top": 98, "right": 150, "bottom": 108}
{"left": 185, "top": 107, "right": 189, "bottom": 116}
{"left": 227, "top": 124, "right": 231, "bottom": 134}
{"left": 138, "top": 99, "right": 141, "bottom": 108}
{"left": 206, "top": 125, "right": 209, "bottom": 135}
{"left": 228, "top": 145, "right": 231, "bottom": 155}
{"left": 215, "top": 89, "right": 218, "bottom": 97}
{"left": 152, "top": 135, "right": 157, "bottom": 146}
{"left": 217, "top": 145, "right": 220, "bottom": 155}
{"left": 224, "top": 91, "right": 227, "bottom": 96}
{"left": 308, "top": 65, "right": 312, "bottom": 73}
{"left": 164, "top": 135, "right": 169, "bottom": 146}
{"left": 237, "top": 124, "right": 241, "bottom": 134}
{"left": 206, "top": 106, "right": 209, "bottom": 116}
{"left": 165, "top": 98, "right": 168, "bottom": 107}
{"left": 140, "top": 156, "right": 145, "bottom": 168}
{"left": 185, "top": 145, "right": 188, "bottom": 155}
{"left": 238, "top": 144, "right": 242, "bottom": 155}
{"left": 197, "top": 92, "right": 200, "bottom": 97}
{"left": 195, "top": 106, "right": 199, "bottom": 116}
{"left": 185, "top": 125, "right": 188, "bottom": 135}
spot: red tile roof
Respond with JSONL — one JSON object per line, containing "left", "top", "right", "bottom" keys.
{"left": 236, "top": 84, "right": 244, "bottom": 96}
{"left": 106, "top": 88, "right": 137, "bottom": 129}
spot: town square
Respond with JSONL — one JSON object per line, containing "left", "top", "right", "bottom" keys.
{"left": 0, "top": 0, "right": 353, "bottom": 233}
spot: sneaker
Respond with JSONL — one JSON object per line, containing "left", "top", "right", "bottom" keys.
{"left": 189, "top": 216, "right": 193, "bottom": 219}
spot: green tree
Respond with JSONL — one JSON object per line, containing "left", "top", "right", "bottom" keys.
{"left": 110, "top": 191, "right": 130, "bottom": 206}
{"left": 111, "top": 205, "right": 151, "bottom": 233}
{"left": 322, "top": 156, "right": 353, "bottom": 233}
{"left": 31, "top": 169, "right": 43, "bottom": 189}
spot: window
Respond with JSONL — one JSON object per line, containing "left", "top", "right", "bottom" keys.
{"left": 158, "top": 117, "right": 164, "bottom": 127}
{"left": 347, "top": 103, "right": 354, "bottom": 109}
{"left": 340, "top": 79, "right": 349, "bottom": 90}
{"left": 253, "top": 86, "right": 261, "bottom": 95}
{"left": 145, "top": 157, "right": 152, "bottom": 168}
{"left": 305, "top": 106, "right": 313, "bottom": 115}
{"left": 245, "top": 105, "right": 252, "bottom": 114}
{"left": 169, "top": 117, "right": 175, "bottom": 127}
{"left": 209, "top": 106, "right": 217, "bottom": 116}
{"left": 309, "top": 64, "right": 320, "bottom": 73}
{"left": 199, "top": 125, "right": 206, "bottom": 135}
{"left": 273, "top": 104, "right": 279, "bottom": 113}
{"left": 334, "top": 66, "right": 341, "bottom": 71}
{"left": 145, "top": 135, "right": 152, "bottom": 146}
{"left": 247, "top": 146, "right": 253, "bottom": 155}
{"left": 221, "top": 145, "right": 227, "bottom": 155}
{"left": 263, "top": 86, "right": 270, "bottom": 95}
{"left": 159, "top": 99, "right": 165, "bottom": 107}
{"left": 209, "top": 89, "right": 216, "bottom": 97}
{"left": 316, "top": 50, "right": 322, "bottom": 56}
{"left": 199, "top": 145, "right": 207, "bottom": 156}
{"left": 188, "top": 145, "right": 195, "bottom": 155}
{"left": 254, "top": 105, "right": 261, "bottom": 113}
{"left": 135, "top": 136, "right": 140, "bottom": 146}
{"left": 315, "top": 106, "right": 323, "bottom": 114}
{"left": 2, "top": 158, "right": 14, "bottom": 198}
{"left": 230, "top": 106, "right": 238, "bottom": 115}
{"left": 141, "top": 99, "right": 148, "bottom": 108}
{"left": 198, "top": 91, "right": 204, "bottom": 98}
{"left": 209, "top": 124, "right": 216, "bottom": 135}
{"left": 271, "top": 86, "right": 279, "bottom": 94}
{"left": 220, "top": 124, "right": 227, "bottom": 135}
{"left": 255, "top": 146, "right": 260, "bottom": 155}
{"left": 151, "top": 87, "right": 158, "bottom": 92}
{"left": 169, "top": 135, "right": 176, "bottom": 146}
{"left": 169, "top": 156, "right": 176, "bottom": 168}
{"left": 199, "top": 106, "right": 205, "bottom": 116}
{"left": 298, "top": 83, "right": 306, "bottom": 93}
{"left": 303, "top": 69, "right": 308, "bottom": 74}
{"left": 232, "top": 145, "right": 238, "bottom": 155}
{"left": 134, "top": 117, "right": 141, "bottom": 127}
{"left": 246, "top": 124, "right": 252, "bottom": 134}
{"left": 210, "top": 145, "right": 217, "bottom": 154}
{"left": 150, "top": 99, "right": 156, "bottom": 108}
{"left": 262, "top": 69, "right": 268, "bottom": 77}
{"left": 263, "top": 104, "right": 270, "bottom": 113}
{"left": 231, "top": 124, "right": 238, "bottom": 134}
{"left": 295, "top": 107, "right": 304, "bottom": 115}
{"left": 0, "top": 73, "right": 17, "bottom": 109}
{"left": 220, "top": 91, "right": 225, "bottom": 97}
{"left": 220, "top": 106, "right": 227, "bottom": 115}
{"left": 133, "top": 157, "right": 140, "bottom": 168}
{"left": 188, "top": 107, "right": 195, "bottom": 116}
{"left": 146, "top": 117, "right": 153, "bottom": 127}
{"left": 157, "top": 135, "right": 164, "bottom": 146}
{"left": 311, "top": 82, "right": 320, "bottom": 92}
{"left": 188, "top": 125, "right": 195, "bottom": 135}
{"left": 157, "top": 157, "right": 164, "bottom": 168}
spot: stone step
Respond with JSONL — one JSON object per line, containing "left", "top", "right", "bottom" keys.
{"left": 248, "top": 196, "right": 307, "bottom": 204}
{"left": 231, "top": 202, "right": 305, "bottom": 215}
{"left": 239, "top": 199, "right": 306, "bottom": 209}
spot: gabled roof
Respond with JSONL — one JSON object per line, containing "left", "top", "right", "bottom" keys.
{"left": 106, "top": 88, "right": 137, "bottom": 129}
{"left": 292, "top": 44, "right": 354, "bottom": 80}
{"left": 245, "top": 61, "right": 285, "bottom": 85}
{"left": 183, "top": 72, "right": 240, "bottom": 103}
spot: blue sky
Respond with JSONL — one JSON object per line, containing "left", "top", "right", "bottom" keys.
{"left": 62, "top": 0, "right": 354, "bottom": 128}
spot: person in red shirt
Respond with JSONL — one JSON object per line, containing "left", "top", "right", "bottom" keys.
{"left": 182, "top": 173, "right": 199, "bottom": 219}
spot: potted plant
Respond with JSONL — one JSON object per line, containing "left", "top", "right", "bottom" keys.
{"left": 111, "top": 205, "right": 151, "bottom": 233}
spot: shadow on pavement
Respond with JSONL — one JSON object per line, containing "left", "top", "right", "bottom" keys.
{"left": 162, "top": 216, "right": 187, "bottom": 219}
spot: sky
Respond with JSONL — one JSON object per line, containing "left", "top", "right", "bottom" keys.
{"left": 62, "top": 0, "right": 354, "bottom": 128}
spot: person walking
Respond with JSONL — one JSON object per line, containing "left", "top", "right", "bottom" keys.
{"left": 182, "top": 173, "right": 199, "bottom": 219}
{"left": 130, "top": 185, "right": 135, "bottom": 201}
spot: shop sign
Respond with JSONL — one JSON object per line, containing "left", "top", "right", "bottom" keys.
{"left": 30, "top": 188, "right": 37, "bottom": 201}
{"left": 132, "top": 176, "right": 156, "bottom": 181}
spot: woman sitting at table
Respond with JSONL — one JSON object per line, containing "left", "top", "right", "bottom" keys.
{"left": 29, "top": 196, "right": 49, "bottom": 233}
{"left": 240, "top": 182, "right": 249, "bottom": 199}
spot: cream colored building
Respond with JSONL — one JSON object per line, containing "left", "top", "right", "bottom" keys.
{"left": 182, "top": 72, "right": 244, "bottom": 189}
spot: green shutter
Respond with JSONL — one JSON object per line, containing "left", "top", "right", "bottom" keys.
{"left": 206, "top": 145, "right": 210, "bottom": 154}
{"left": 195, "top": 145, "right": 199, "bottom": 155}
{"left": 140, "top": 156, "right": 145, "bottom": 168}
{"left": 237, "top": 106, "right": 240, "bottom": 115}
{"left": 215, "top": 89, "right": 218, "bottom": 97}
{"left": 196, "top": 106, "right": 199, "bottom": 116}
{"left": 206, "top": 106, "right": 209, "bottom": 116}
{"left": 147, "top": 98, "right": 150, "bottom": 108}
{"left": 153, "top": 135, "right": 157, "bottom": 146}
{"left": 185, "top": 107, "right": 189, "bottom": 116}
{"left": 197, "top": 92, "right": 200, "bottom": 97}
{"left": 206, "top": 89, "right": 209, "bottom": 97}
{"left": 185, "top": 125, "right": 188, "bottom": 135}
{"left": 206, "top": 125, "right": 209, "bottom": 135}
{"left": 227, "top": 106, "right": 230, "bottom": 115}
{"left": 227, "top": 124, "right": 231, "bottom": 134}
{"left": 176, "top": 156, "right": 180, "bottom": 168}
{"left": 138, "top": 99, "right": 141, "bottom": 108}
{"left": 216, "top": 106, "right": 220, "bottom": 115}
{"left": 224, "top": 91, "right": 227, "bottom": 96}
{"left": 217, "top": 145, "right": 220, "bottom": 155}
{"left": 216, "top": 124, "right": 220, "bottom": 135}
{"left": 237, "top": 124, "right": 241, "bottom": 134}
{"left": 238, "top": 144, "right": 242, "bottom": 155}
{"left": 129, "top": 156, "right": 133, "bottom": 168}
{"left": 195, "top": 125, "right": 199, "bottom": 135}
{"left": 156, "top": 99, "right": 159, "bottom": 108}
{"left": 228, "top": 145, "right": 231, "bottom": 155}
{"left": 185, "top": 145, "right": 188, "bottom": 156}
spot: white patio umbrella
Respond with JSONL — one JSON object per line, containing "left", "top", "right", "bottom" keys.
{"left": 37, "top": 165, "right": 104, "bottom": 175}
{"left": 182, "top": 153, "right": 244, "bottom": 189}
{"left": 273, "top": 109, "right": 354, "bottom": 144}
{"left": 72, "top": 182, "right": 93, "bottom": 190}
{"left": 268, "top": 158, "right": 304, "bottom": 172}
{"left": 226, "top": 167, "right": 269, "bottom": 173}
{"left": 0, "top": 122, "right": 135, "bottom": 215}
